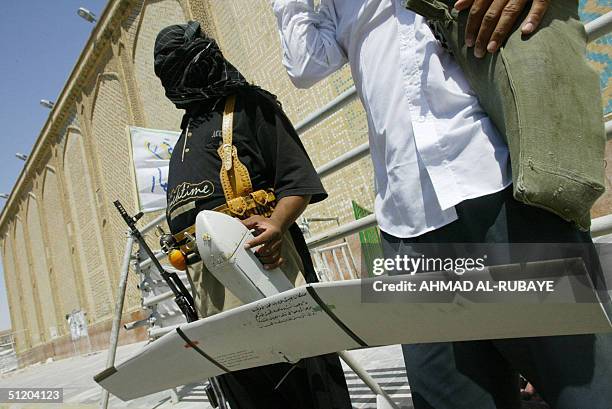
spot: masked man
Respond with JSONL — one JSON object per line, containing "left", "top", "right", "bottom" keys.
{"left": 153, "top": 22, "right": 352, "bottom": 409}
{"left": 271, "top": 1, "right": 612, "bottom": 409}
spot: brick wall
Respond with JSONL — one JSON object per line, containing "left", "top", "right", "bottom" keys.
{"left": 42, "top": 168, "right": 82, "bottom": 321}
{"left": 1, "top": 238, "right": 27, "bottom": 353}
{"left": 63, "top": 129, "right": 114, "bottom": 321}
{"left": 132, "top": 0, "right": 186, "bottom": 131}
{"left": 13, "top": 219, "right": 43, "bottom": 348}
{"left": 25, "top": 197, "right": 57, "bottom": 342}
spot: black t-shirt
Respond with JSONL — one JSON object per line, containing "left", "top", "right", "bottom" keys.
{"left": 166, "top": 91, "right": 327, "bottom": 234}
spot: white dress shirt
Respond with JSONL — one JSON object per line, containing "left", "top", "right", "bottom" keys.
{"left": 272, "top": 0, "right": 512, "bottom": 238}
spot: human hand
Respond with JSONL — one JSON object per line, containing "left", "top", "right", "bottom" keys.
{"left": 454, "top": 0, "right": 550, "bottom": 58}
{"left": 242, "top": 215, "right": 285, "bottom": 270}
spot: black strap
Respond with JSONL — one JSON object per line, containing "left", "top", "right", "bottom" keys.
{"left": 305, "top": 285, "right": 368, "bottom": 347}
{"left": 93, "top": 366, "right": 117, "bottom": 383}
{"left": 176, "top": 327, "right": 230, "bottom": 373}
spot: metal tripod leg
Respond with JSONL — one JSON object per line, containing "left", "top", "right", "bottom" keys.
{"left": 210, "top": 377, "right": 229, "bottom": 409}
{"left": 100, "top": 236, "right": 134, "bottom": 409}
{"left": 338, "top": 350, "right": 400, "bottom": 409}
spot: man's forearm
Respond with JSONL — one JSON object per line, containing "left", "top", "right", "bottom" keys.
{"left": 270, "top": 195, "right": 311, "bottom": 232}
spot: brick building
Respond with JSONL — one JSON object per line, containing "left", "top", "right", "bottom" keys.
{"left": 0, "top": 0, "right": 610, "bottom": 366}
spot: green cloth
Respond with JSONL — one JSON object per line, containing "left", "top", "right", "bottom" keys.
{"left": 404, "top": 0, "right": 606, "bottom": 230}
{"left": 351, "top": 201, "right": 383, "bottom": 278}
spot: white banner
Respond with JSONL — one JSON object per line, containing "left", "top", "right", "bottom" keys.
{"left": 129, "top": 126, "right": 180, "bottom": 213}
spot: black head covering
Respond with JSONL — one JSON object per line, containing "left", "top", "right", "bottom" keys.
{"left": 154, "top": 21, "right": 278, "bottom": 110}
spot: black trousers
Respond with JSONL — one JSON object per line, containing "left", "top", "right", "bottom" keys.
{"left": 217, "top": 353, "right": 351, "bottom": 409}
{"left": 381, "top": 186, "right": 612, "bottom": 409}
{"left": 214, "top": 224, "right": 353, "bottom": 409}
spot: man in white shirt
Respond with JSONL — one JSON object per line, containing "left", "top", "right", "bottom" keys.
{"left": 271, "top": 1, "right": 612, "bottom": 408}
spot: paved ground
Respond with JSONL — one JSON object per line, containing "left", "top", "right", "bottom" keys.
{"left": 0, "top": 341, "right": 554, "bottom": 409}
{"left": 0, "top": 342, "right": 413, "bottom": 409}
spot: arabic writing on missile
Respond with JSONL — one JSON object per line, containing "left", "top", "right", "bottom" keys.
{"left": 251, "top": 291, "right": 318, "bottom": 328}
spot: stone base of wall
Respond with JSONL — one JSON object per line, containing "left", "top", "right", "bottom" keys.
{"left": 16, "top": 309, "right": 148, "bottom": 368}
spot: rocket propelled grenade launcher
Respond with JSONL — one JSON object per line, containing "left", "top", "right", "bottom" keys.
{"left": 113, "top": 200, "right": 198, "bottom": 323}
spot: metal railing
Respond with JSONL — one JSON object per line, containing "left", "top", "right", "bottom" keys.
{"left": 294, "top": 87, "right": 358, "bottom": 134}
{"left": 102, "top": 11, "right": 612, "bottom": 408}
{"left": 302, "top": 217, "right": 360, "bottom": 280}
{"left": 585, "top": 11, "right": 612, "bottom": 42}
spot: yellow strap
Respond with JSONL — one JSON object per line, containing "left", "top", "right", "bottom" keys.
{"left": 220, "top": 95, "right": 235, "bottom": 171}
{"left": 218, "top": 95, "right": 253, "bottom": 207}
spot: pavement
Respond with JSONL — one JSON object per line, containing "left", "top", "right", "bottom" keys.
{"left": 0, "top": 342, "right": 413, "bottom": 409}
{"left": 0, "top": 341, "right": 555, "bottom": 409}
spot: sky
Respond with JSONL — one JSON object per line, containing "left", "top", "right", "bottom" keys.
{"left": 0, "top": 1, "right": 109, "bottom": 332}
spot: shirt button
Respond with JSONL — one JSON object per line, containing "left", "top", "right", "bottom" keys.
{"left": 187, "top": 132, "right": 193, "bottom": 137}
{"left": 185, "top": 148, "right": 190, "bottom": 152}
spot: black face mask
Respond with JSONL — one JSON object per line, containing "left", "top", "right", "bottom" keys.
{"left": 153, "top": 21, "right": 277, "bottom": 111}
